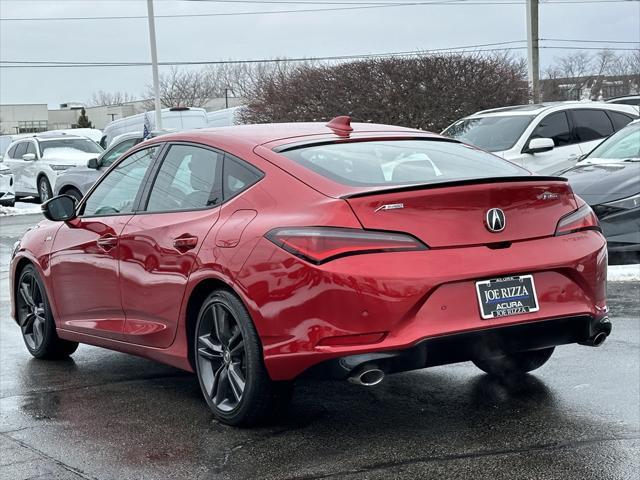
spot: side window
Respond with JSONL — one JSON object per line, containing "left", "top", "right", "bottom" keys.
{"left": 607, "top": 111, "right": 634, "bottom": 131}
{"left": 14, "top": 142, "right": 28, "bottom": 159}
{"left": 531, "top": 112, "right": 572, "bottom": 147}
{"left": 101, "top": 138, "right": 140, "bottom": 168}
{"left": 7, "top": 144, "right": 17, "bottom": 158}
{"left": 82, "top": 146, "right": 158, "bottom": 217}
{"left": 572, "top": 110, "right": 614, "bottom": 142}
{"left": 223, "top": 154, "right": 263, "bottom": 200}
{"left": 145, "top": 145, "right": 222, "bottom": 212}
{"left": 25, "top": 142, "right": 37, "bottom": 157}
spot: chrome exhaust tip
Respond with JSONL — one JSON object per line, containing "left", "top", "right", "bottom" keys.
{"left": 580, "top": 330, "right": 609, "bottom": 347}
{"left": 591, "top": 332, "right": 607, "bottom": 347}
{"left": 348, "top": 367, "right": 385, "bottom": 387}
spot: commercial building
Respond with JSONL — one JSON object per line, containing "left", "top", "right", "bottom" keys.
{"left": 0, "top": 96, "right": 244, "bottom": 134}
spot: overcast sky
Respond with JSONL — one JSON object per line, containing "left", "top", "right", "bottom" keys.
{"left": 1, "top": 0, "right": 638, "bottom": 108}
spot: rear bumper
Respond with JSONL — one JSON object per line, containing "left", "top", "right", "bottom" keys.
{"left": 238, "top": 230, "right": 608, "bottom": 381}
{"left": 303, "top": 315, "right": 611, "bottom": 380}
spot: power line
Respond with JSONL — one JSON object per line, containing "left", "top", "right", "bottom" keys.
{"left": 541, "top": 37, "right": 640, "bottom": 43}
{"left": 1, "top": 42, "right": 638, "bottom": 70}
{"left": 1, "top": 0, "right": 637, "bottom": 21}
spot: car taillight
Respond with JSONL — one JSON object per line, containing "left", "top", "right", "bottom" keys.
{"left": 265, "top": 227, "right": 427, "bottom": 264}
{"left": 555, "top": 204, "right": 602, "bottom": 236}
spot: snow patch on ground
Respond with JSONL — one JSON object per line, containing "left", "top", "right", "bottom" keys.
{"left": 608, "top": 264, "right": 640, "bottom": 282}
{"left": 0, "top": 202, "right": 42, "bottom": 216}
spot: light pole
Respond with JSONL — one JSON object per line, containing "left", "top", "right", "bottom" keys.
{"left": 147, "top": 0, "right": 163, "bottom": 129}
{"left": 526, "top": 0, "right": 540, "bottom": 103}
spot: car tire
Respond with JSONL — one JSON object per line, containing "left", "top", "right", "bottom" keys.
{"left": 15, "top": 264, "right": 79, "bottom": 359}
{"left": 194, "top": 289, "right": 293, "bottom": 426}
{"left": 472, "top": 347, "right": 554, "bottom": 377}
{"left": 37, "top": 176, "right": 53, "bottom": 203}
{"left": 65, "top": 188, "right": 83, "bottom": 203}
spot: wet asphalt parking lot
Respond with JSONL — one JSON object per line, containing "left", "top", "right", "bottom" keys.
{"left": 1, "top": 212, "right": 639, "bottom": 480}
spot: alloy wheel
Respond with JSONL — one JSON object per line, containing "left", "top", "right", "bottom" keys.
{"left": 17, "top": 271, "right": 47, "bottom": 351}
{"left": 39, "top": 179, "right": 51, "bottom": 202}
{"left": 196, "top": 302, "right": 246, "bottom": 412}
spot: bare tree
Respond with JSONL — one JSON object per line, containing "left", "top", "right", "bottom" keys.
{"left": 90, "top": 90, "right": 137, "bottom": 106}
{"left": 144, "top": 67, "right": 224, "bottom": 110}
{"left": 592, "top": 49, "right": 617, "bottom": 77}
{"left": 557, "top": 51, "right": 593, "bottom": 79}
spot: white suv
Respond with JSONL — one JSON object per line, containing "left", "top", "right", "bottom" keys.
{"left": 442, "top": 102, "right": 638, "bottom": 174}
{"left": 3, "top": 133, "right": 104, "bottom": 202}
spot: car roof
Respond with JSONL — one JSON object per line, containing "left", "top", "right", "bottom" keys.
{"left": 469, "top": 101, "right": 637, "bottom": 118}
{"left": 147, "top": 121, "right": 433, "bottom": 150}
{"left": 10, "top": 132, "right": 89, "bottom": 143}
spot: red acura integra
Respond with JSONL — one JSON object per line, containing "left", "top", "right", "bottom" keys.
{"left": 10, "top": 117, "right": 610, "bottom": 426}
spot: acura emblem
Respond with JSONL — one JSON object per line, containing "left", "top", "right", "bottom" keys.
{"left": 486, "top": 208, "right": 506, "bottom": 232}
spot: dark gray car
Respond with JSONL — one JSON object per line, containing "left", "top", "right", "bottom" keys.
{"left": 563, "top": 121, "right": 639, "bottom": 261}
{"left": 54, "top": 132, "right": 143, "bottom": 201}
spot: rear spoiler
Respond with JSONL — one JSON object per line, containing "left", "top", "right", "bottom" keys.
{"left": 341, "top": 176, "right": 567, "bottom": 199}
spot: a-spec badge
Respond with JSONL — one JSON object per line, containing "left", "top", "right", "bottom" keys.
{"left": 537, "top": 191, "right": 559, "bottom": 200}
{"left": 375, "top": 203, "right": 405, "bottom": 212}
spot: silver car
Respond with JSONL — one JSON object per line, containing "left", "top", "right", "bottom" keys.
{"left": 54, "top": 132, "right": 144, "bottom": 201}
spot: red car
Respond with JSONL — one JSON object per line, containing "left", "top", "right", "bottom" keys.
{"left": 10, "top": 117, "right": 611, "bottom": 426}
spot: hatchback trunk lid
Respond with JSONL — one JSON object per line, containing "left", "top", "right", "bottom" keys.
{"left": 344, "top": 179, "right": 577, "bottom": 248}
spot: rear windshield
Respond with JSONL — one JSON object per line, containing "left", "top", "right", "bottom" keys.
{"left": 279, "top": 139, "right": 527, "bottom": 187}
{"left": 442, "top": 115, "right": 535, "bottom": 152}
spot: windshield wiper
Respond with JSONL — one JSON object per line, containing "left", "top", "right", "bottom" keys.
{"left": 622, "top": 158, "right": 640, "bottom": 162}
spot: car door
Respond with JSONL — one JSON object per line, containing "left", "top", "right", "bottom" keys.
{"left": 569, "top": 109, "right": 615, "bottom": 157}
{"left": 48, "top": 145, "right": 159, "bottom": 340}
{"left": 521, "top": 111, "right": 581, "bottom": 174}
{"left": 22, "top": 141, "right": 40, "bottom": 192}
{"left": 118, "top": 143, "right": 223, "bottom": 347}
{"left": 7, "top": 142, "right": 28, "bottom": 192}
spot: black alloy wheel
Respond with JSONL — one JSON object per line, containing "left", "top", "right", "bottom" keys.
{"left": 16, "top": 265, "right": 78, "bottom": 359}
{"left": 196, "top": 301, "right": 247, "bottom": 412}
{"left": 17, "top": 270, "right": 47, "bottom": 351}
{"left": 194, "top": 290, "right": 293, "bottom": 426}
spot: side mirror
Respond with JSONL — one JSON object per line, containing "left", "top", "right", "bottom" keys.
{"left": 526, "top": 138, "right": 555, "bottom": 154}
{"left": 22, "top": 153, "right": 36, "bottom": 161}
{"left": 41, "top": 195, "right": 77, "bottom": 222}
{"left": 87, "top": 157, "right": 100, "bottom": 169}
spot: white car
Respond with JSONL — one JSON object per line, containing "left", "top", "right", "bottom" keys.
{"left": 442, "top": 102, "right": 638, "bottom": 174}
{"left": 3, "top": 133, "right": 104, "bottom": 202}
{"left": 0, "top": 164, "right": 15, "bottom": 206}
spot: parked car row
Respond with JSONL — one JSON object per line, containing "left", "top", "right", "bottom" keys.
{"left": 442, "top": 101, "right": 638, "bottom": 174}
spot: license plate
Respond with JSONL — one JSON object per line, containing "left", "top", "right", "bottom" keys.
{"left": 475, "top": 275, "right": 539, "bottom": 320}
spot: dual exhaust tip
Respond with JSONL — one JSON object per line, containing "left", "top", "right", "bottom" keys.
{"left": 580, "top": 319, "right": 611, "bottom": 347}
{"left": 347, "top": 321, "right": 610, "bottom": 385}
{"left": 348, "top": 366, "right": 385, "bottom": 387}
{"left": 582, "top": 331, "right": 608, "bottom": 347}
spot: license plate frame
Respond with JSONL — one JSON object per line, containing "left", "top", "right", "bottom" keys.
{"left": 475, "top": 275, "right": 539, "bottom": 320}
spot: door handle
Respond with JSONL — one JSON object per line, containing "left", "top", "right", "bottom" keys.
{"left": 173, "top": 235, "right": 198, "bottom": 251}
{"left": 96, "top": 234, "right": 118, "bottom": 251}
